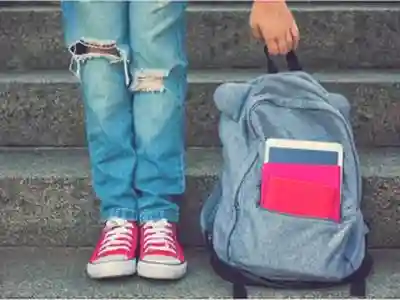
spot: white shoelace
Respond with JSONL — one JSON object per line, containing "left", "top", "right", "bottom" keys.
{"left": 97, "top": 218, "right": 135, "bottom": 256}
{"left": 143, "top": 219, "right": 176, "bottom": 254}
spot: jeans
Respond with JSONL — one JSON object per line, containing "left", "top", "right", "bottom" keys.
{"left": 61, "top": 1, "right": 188, "bottom": 223}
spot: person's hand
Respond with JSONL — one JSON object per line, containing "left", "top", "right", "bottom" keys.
{"left": 249, "top": 0, "right": 300, "bottom": 55}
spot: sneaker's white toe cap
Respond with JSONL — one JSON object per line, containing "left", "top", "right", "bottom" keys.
{"left": 137, "top": 257, "right": 187, "bottom": 280}
{"left": 141, "top": 254, "right": 181, "bottom": 264}
{"left": 87, "top": 258, "right": 136, "bottom": 279}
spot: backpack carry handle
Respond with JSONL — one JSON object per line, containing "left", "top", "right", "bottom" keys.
{"left": 263, "top": 46, "right": 302, "bottom": 73}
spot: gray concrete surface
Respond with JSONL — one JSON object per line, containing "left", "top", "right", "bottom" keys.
{"left": 1, "top": 70, "right": 400, "bottom": 147}
{"left": 1, "top": 147, "right": 400, "bottom": 248}
{"left": 1, "top": 4, "right": 400, "bottom": 71}
{"left": 0, "top": 247, "right": 399, "bottom": 298}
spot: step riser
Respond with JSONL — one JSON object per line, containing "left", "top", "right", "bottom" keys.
{"left": 1, "top": 7, "right": 400, "bottom": 71}
{"left": 1, "top": 74, "right": 400, "bottom": 147}
{"left": 1, "top": 166, "right": 399, "bottom": 248}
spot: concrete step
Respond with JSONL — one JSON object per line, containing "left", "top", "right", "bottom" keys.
{"left": 1, "top": 147, "right": 400, "bottom": 248}
{"left": 1, "top": 4, "right": 400, "bottom": 71}
{"left": 0, "top": 247, "right": 399, "bottom": 298}
{"left": 1, "top": 70, "right": 400, "bottom": 147}
{"left": 0, "top": 1, "right": 59, "bottom": 7}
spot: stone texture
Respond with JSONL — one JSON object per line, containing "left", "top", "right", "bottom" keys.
{"left": 0, "top": 147, "right": 218, "bottom": 248}
{"left": 1, "top": 70, "right": 400, "bottom": 147}
{"left": 0, "top": 1, "right": 58, "bottom": 7}
{"left": 1, "top": 147, "right": 400, "bottom": 248}
{"left": 1, "top": 5, "right": 400, "bottom": 71}
{"left": 0, "top": 247, "right": 398, "bottom": 298}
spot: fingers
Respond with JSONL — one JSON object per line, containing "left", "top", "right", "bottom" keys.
{"left": 252, "top": 24, "right": 280, "bottom": 56}
{"left": 267, "top": 38, "right": 280, "bottom": 56}
{"left": 258, "top": 23, "right": 282, "bottom": 55}
{"left": 278, "top": 33, "right": 290, "bottom": 55}
{"left": 262, "top": 28, "right": 289, "bottom": 55}
{"left": 261, "top": 24, "right": 300, "bottom": 56}
{"left": 251, "top": 21, "right": 300, "bottom": 56}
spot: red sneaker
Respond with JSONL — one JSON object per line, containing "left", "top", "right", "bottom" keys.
{"left": 86, "top": 218, "right": 138, "bottom": 279}
{"left": 137, "top": 219, "right": 187, "bottom": 280}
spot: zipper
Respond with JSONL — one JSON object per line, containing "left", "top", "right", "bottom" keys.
{"left": 225, "top": 95, "right": 361, "bottom": 262}
{"left": 225, "top": 148, "right": 259, "bottom": 261}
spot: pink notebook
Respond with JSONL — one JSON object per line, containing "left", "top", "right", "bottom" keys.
{"left": 260, "top": 162, "right": 341, "bottom": 222}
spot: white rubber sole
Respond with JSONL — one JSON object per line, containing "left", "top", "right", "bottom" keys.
{"left": 87, "top": 259, "right": 137, "bottom": 279}
{"left": 137, "top": 260, "right": 187, "bottom": 280}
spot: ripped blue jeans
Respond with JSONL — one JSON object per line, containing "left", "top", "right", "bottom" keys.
{"left": 61, "top": 1, "right": 188, "bottom": 223}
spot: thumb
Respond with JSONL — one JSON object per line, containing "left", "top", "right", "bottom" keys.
{"left": 250, "top": 22, "right": 263, "bottom": 41}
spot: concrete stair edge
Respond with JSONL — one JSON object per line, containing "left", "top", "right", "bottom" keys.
{"left": 3, "top": 68, "right": 400, "bottom": 82}
{"left": 1, "top": 247, "right": 399, "bottom": 298}
{"left": 2, "top": 5, "right": 400, "bottom": 71}
{"left": 2, "top": 146, "right": 400, "bottom": 182}
{"left": 1, "top": 147, "right": 400, "bottom": 248}
{"left": 2, "top": 68, "right": 400, "bottom": 148}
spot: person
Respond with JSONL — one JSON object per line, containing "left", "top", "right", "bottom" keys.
{"left": 60, "top": 0, "right": 299, "bottom": 281}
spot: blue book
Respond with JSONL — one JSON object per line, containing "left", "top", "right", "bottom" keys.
{"left": 268, "top": 147, "right": 339, "bottom": 166}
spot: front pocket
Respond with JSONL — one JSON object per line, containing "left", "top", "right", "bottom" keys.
{"left": 229, "top": 210, "right": 354, "bottom": 281}
{"left": 229, "top": 162, "right": 354, "bottom": 281}
{"left": 260, "top": 163, "right": 341, "bottom": 222}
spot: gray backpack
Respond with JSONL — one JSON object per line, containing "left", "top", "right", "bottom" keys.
{"left": 200, "top": 50, "right": 372, "bottom": 298}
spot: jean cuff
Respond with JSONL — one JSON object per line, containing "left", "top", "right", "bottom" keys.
{"left": 139, "top": 209, "right": 179, "bottom": 223}
{"left": 102, "top": 207, "right": 138, "bottom": 221}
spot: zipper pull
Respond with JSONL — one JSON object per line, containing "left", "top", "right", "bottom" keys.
{"left": 257, "top": 182, "right": 262, "bottom": 208}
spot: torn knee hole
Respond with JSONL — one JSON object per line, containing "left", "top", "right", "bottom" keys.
{"left": 70, "top": 40, "right": 122, "bottom": 59}
{"left": 131, "top": 70, "right": 168, "bottom": 92}
{"left": 87, "top": 46, "right": 120, "bottom": 57}
{"left": 68, "top": 39, "right": 130, "bottom": 86}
